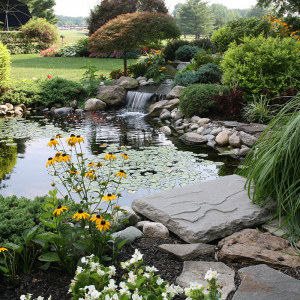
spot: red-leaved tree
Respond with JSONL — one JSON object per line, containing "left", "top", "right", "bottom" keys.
{"left": 88, "top": 12, "right": 181, "bottom": 74}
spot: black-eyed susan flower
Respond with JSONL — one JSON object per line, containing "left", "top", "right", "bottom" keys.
{"left": 54, "top": 152, "right": 62, "bottom": 162}
{"left": 115, "top": 170, "right": 126, "bottom": 178}
{"left": 104, "top": 152, "right": 116, "bottom": 160}
{"left": 60, "top": 153, "right": 71, "bottom": 163}
{"left": 90, "top": 214, "right": 102, "bottom": 225}
{"left": 0, "top": 246, "right": 8, "bottom": 253}
{"left": 72, "top": 210, "right": 90, "bottom": 221}
{"left": 102, "top": 193, "right": 117, "bottom": 202}
{"left": 96, "top": 219, "right": 111, "bottom": 232}
{"left": 84, "top": 170, "right": 96, "bottom": 180}
{"left": 53, "top": 205, "right": 69, "bottom": 216}
{"left": 120, "top": 153, "right": 129, "bottom": 159}
{"left": 55, "top": 134, "right": 63, "bottom": 138}
{"left": 66, "top": 134, "right": 76, "bottom": 146}
{"left": 70, "top": 170, "right": 79, "bottom": 175}
{"left": 88, "top": 162, "right": 94, "bottom": 168}
{"left": 95, "top": 162, "right": 104, "bottom": 167}
{"left": 75, "top": 135, "right": 84, "bottom": 144}
{"left": 46, "top": 157, "right": 55, "bottom": 167}
{"left": 47, "top": 138, "right": 59, "bottom": 147}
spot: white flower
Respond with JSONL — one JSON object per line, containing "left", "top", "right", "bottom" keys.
{"left": 166, "top": 284, "right": 183, "bottom": 297}
{"left": 20, "top": 296, "right": 31, "bottom": 300}
{"left": 145, "top": 266, "right": 158, "bottom": 273}
{"left": 37, "top": 297, "right": 44, "bottom": 300}
{"left": 161, "top": 292, "right": 168, "bottom": 300}
{"left": 130, "top": 249, "right": 143, "bottom": 263}
{"left": 76, "top": 266, "right": 84, "bottom": 275}
{"left": 143, "top": 272, "right": 150, "bottom": 278}
{"left": 104, "top": 279, "right": 117, "bottom": 291}
{"left": 156, "top": 277, "right": 164, "bottom": 285}
{"left": 81, "top": 257, "right": 87, "bottom": 263}
{"left": 112, "top": 294, "right": 119, "bottom": 300}
{"left": 190, "top": 282, "right": 203, "bottom": 290}
{"left": 205, "top": 268, "right": 219, "bottom": 281}
{"left": 121, "top": 261, "right": 130, "bottom": 269}
{"left": 108, "top": 266, "right": 116, "bottom": 276}
{"left": 90, "top": 290, "right": 101, "bottom": 299}
{"left": 105, "top": 295, "right": 111, "bottom": 300}
{"left": 90, "top": 262, "right": 100, "bottom": 271}
{"left": 128, "top": 271, "right": 137, "bottom": 284}
{"left": 97, "top": 268, "right": 105, "bottom": 276}
{"left": 132, "top": 289, "right": 143, "bottom": 300}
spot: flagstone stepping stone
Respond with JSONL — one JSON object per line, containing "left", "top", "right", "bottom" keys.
{"left": 131, "top": 175, "right": 270, "bottom": 243}
{"left": 217, "top": 121, "right": 247, "bottom": 128}
{"left": 232, "top": 264, "right": 300, "bottom": 300}
{"left": 216, "top": 229, "right": 300, "bottom": 268}
{"left": 158, "top": 243, "right": 215, "bottom": 261}
{"left": 179, "top": 132, "right": 207, "bottom": 145}
{"left": 236, "top": 123, "right": 268, "bottom": 134}
{"left": 176, "top": 261, "right": 235, "bottom": 300}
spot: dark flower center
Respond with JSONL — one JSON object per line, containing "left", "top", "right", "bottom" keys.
{"left": 57, "top": 205, "right": 62, "bottom": 209}
{"left": 120, "top": 170, "right": 124, "bottom": 173}
{"left": 108, "top": 152, "right": 112, "bottom": 155}
{"left": 101, "top": 220, "right": 106, "bottom": 225}
{"left": 62, "top": 153, "right": 67, "bottom": 157}
{"left": 50, "top": 138, "right": 54, "bottom": 141}
{"left": 96, "top": 215, "right": 101, "bottom": 219}
{"left": 108, "top": 193, "right": 112, "bottom": 196}
{"left": 77, "top": 135, "right": 81, "bottom": 138}
{"left": 78, "top": 209, "right": 83, "bottom": 213}
{"left": 48, "top": 157, "right": 52, "bottom": 160}
{"left": 70, "top": 134, "right": 75, "bottom": 137}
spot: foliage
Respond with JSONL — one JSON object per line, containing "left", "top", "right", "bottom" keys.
{"left": 88, "top": 12, "right": 181, "bottom": 73}
{"left": 20, "top": 18, "right": 58, "bottom": 49}
{"left": 20, "top": 0, "right": 57, "bottom": 23}
{"left": 57, "top": 38, "right": 90, "bottom": 58}
{"left": 128, "top": 62, "right": 147, "bottom": 78}
{"left": 69, "top": 249, "right": 222, "bottom": 299}
{"left": 80, "top": 63, "right": 101, "bottom": 97}
{"left": 40, "top": 77, "right": 84, "bottom": 106}
{"left": 172, "top": 63, "right": 222, "bottom": 87}
{"left": 221, "top": 36, "right": 300, "bottom": 100}
{"left": 40, "top": 47, "right": 58, "bottom": 57}
{"left": 211, "top": 17, "right": 273, "bottom": 52}
{"left": 87, "top": 0, "right": 168, "bottom": 35}
{"left": 257, "top": 0, "right": 300, "bottom": 16}
{"left": 240, "top": 97, "right": 300, "bottom": 242}
{"left": 175, "top": 45, "right": 201, "bottom": 61}
{"left": 0, "top": 79, "right": 42, "bottom": 106}
{"left": 143, "top": 49, "right": 167, "bottom": 82}
{"left": 57, "top": 15, "right": 87, "bottom": 27}
{"left": 179, "top": 84, "right": 229, "bottom": 117}
{"left": 109, "top": 68, "right": 127, "bottom": 80}
{"left": 0, "top": 42, "right": 11, "bottom": 89}
{"left": 213, "top": 87, "right": 245, "bottom": 120}
{"left": 176, "top": 0, "right": 215, "bottom": 38}
{"left": 0, "top": 143, "right": 17, "bottom": 180}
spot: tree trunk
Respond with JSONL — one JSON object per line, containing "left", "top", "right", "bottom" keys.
{"left": 123, "top": 50, "right": 127, "bottom": 75}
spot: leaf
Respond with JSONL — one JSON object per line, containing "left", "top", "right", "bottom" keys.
{"left": 39, "top": 262, "right": 50, "bottom": 271}
{"left": 3, "top": 242, "right": 22, "bottom": 253}
{"left": 23, "top": 225, "right": 39, "bottom": 244}
{"left": 35, "top": 232, "right": 58, "bottom": 243}
{"left": 38, "top": 252, "right": 60, "bottom": 262}
{"left": 72, "top": 243, "right": 89, "bottom": 251}
{"left": 0, "top": 266, "right": 8, "bottom": 273}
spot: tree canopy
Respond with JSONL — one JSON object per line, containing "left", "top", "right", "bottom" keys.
{"left": 257, "top": 0, "right": 300, "bottom": 15}
{"left": 88, "top": 12, "right": 180, "bottom": 73}
{"left": 87, "top": 0, "right": 168, "bottom": 35}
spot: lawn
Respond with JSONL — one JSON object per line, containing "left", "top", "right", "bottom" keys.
{"left": 54, "top": 30, "right": 88, "bottom": 47}
{"left": 10, "top": 54, "right": 137, "bottom": 81}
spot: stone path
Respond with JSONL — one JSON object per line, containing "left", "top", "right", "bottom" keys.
{"left": 132, "top": 175, "right": 270, "bottom": 243}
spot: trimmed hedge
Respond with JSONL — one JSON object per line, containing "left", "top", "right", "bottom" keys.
{"left": 0, "top": 41, "right": 11, "bottom": 88}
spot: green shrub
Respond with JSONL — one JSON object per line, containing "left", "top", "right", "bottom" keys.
{"left": 0, "top": 80, "right": 42, "bottom": 106}
{"left": 40, "top": 77, "right": 84, "bottom": 106}
{"left": 172, "top": 63, "right": 222, "bottom": 87}
{"left": 179, "top": 84, "right": 229, "bottom": 117}
{"left": 0, "top": 42, "right": 10, "bottom": 88}
{"left": 211, "top": 17, "right": 272, "bottom": 52}
{"left": 221, "top": 36, "right": 300, "bottom": 100}
{"left": 76, "top": 38, "right": 90, "bottom": 57}
{"left": 175, "top": 45, "right": 201, "bottom": 61}
{"left": 190, "top": 38, "right": 217, "bottom": 53}
{"left": 128, "top": 62, "right": 147, "bottom": 77}
{"left": 57, "top": 38, "right": 90, "bottom": 57}
{"left": 20, "top": 18, "right": 58, "bottom": 49}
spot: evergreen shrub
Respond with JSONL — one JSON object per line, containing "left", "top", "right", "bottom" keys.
{"left": 0, "top": 42, "right": 10, "bottom": 88}
{"left": 175, "top": 45, "right": 201, "bottom": 61}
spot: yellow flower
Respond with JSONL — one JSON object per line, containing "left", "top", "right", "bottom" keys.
{"left": 0, "top": 246, "right": 8, "bottom": 253}
{"left": 47, "top": 138, "right": 59, "bottom": 147}
{"left": 90, "top": 214, "right": 103, "bottom": 225}
{"left": 75, "top": 188, "right": 83, "bottom": 193}
{"left": 70, "top": 170, "right": 79, "bottom": 175}
{"left": 46, "top": 157, "right": 55, "bottom": 167}
{"left": 54, "top": 152, "right": 62, "bottom": 162}
{"left": 120, "top": 153, "right": 129, "bottom": 159}
{"left": 95, "top": 162, "right": 104, "bottom": 167}
{"left": 115, "top": 170, "right": 126, "bottom": 178}
{"left": 161, "top": 66, "right": 165, "bottom": 69}
{"left": 114, "top": 205, "right": 120, "bottom": 210}
{"left": 53, "top": 205, "right": 69, "bottom": 216}
{"left": 66, "top": 134, "right": 76, "bottom": 146}
{"left": 85, "top": 170, "right": 96, "bottom": 179}
{"left": 105, "top": 152, "right": 116, "bottom": 160}
{"left": 60, "top": 153, "right": 71, "bottom": 163}
{"left": 55, "top": 134, "right": 63, "bottom": 139}
{"left": 96, "top": 219, "right": 111, "bottom": 232}
{"left": 75, "top": 135, "right": 84, "bottom": 144}
{"left": 102, "top": 193, "right": 117, "bottom": 202}
{"left": 88, "top": 162, "right": 94, "bottom": 168}
{"left": 72, "top": 210, "right": 90, "bottom": 221}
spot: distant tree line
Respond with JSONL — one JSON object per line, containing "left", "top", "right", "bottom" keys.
{"left": 56, "top": 16, "right": 87, "bottom": 27}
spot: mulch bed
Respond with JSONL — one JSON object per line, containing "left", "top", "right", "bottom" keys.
{"left": 1, "top": 233, "right": 299, "bottom": 300}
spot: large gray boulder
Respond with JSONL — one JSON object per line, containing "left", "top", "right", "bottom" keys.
{"left": 53, "top": 107, "right": 74, "bottom": 116}
{"left": 97, "top": 85, "right": 126, "bottom": 106}
{"left": 232, "top": 264, "right": 300, "bottom": 300}
{"left": 84, "top": 98, "right": 107, "bottom": 111}
{"left": 180, "top": 132, "right": 207, "bottom": 145}
{"left": 164, "top": 98, "right": 180, "bottom": 111}
{"left": 148, "top": 100, "right": 169, "bottom": 117}
{"left": 117, "top": 76, "right": 139, "bottom": 89}
{"left": 166, "top": 86, "right": 185, "bottom": 100}
{"left": 239, "top": 131, "right": 258, "bottom": 147}
{"left": 131, "top": 175, "right": 270, "bottom": 243}
{"left": 111, "top": 226, "right": 143, "bottom": 244}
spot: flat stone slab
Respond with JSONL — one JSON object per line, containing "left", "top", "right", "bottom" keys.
{"left": 232, "top": 264, "right": 300, "bottom": 300}
{"left": 158, "top": 243, "right": 215, "bottom": 261}
{"left": 217, "top": 121, "right": 248, "bottom": 128}
{"left": 131, "top": 175, "right": 270, "bottom": 243}
{"left": 176, "top": 261, "right": 235, "bottom": 300}
{"left": 236, "top": 124, "right": 267, "bottom": 134}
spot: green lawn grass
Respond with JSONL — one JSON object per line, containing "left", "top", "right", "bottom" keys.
{"left": 10, "top": 54, "right": 137, "bottom": 81}
{"left": 54, "top": 30, "right": 88, "bottom": 47}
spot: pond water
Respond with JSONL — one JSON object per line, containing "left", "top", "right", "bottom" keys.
{"left": 0, "top": 110, "right": 239, "bottom": 207}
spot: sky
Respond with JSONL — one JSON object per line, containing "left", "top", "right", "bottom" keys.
{"left": 54, "top": 0, "right": 259, "bottom": 18}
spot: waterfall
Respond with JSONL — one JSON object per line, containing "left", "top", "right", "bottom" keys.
{"left": 126, "top": 91, "right": 159, "bottom": 113}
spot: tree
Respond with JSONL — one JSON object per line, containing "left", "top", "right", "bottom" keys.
{"left": 257, "top": 0, "right": 300, "bottom": 16}
{"left": 176, "top": 0, "right": 214, "bottom": 39}
{"left": 87, "top": 0, "right": 168, "bottom": 35}
{"left": 20, "top": 0, "right": 57, "bottom": 24}
{"left": 88, "top": 12, "right": 181, "bottom": 73}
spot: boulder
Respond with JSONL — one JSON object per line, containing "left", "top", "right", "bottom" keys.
{"left": 190, "top": 123, "right": 199, "bottom": 130}
{"left": 113, "top": 206, "right": 139, "bottom": 231}
{"left": 68, "top": 100, "right": 78, "bottom": 108}
{"left": 166, "top": 86, "right": 185, "bottom": 100}
{"left": 148, "top": 100, "right": 169, "bottom": 117}
{"left": 176, "top": 261, "right": 235, "bottom": 300}
{"left": 232, "top": 264, "right": 300, "bottom": 300}
{"left": 216, "top": 229, "right": 300, "bottom": 268}
{"left": 53, "top": 107, "right": 74, "bottom": 117}
{"left": 160, "top": 126, "right": 172, "bottom": 136}
{"left": 14, "top": 109, "right": 23, "bottom": 117}
{"left": 215, "top": 130, "right": 231, "bottom": 146}
{"left": 143, "top": 222, "right": 169, "bottom": 238}
{"left": 229, "top": 132, "right": 241, "bottom": 147}
{"left": 158, "top": 243, "right": 215, "bottom": 261}
{"left": 239, "top": 131, "right": 258, "bottom": 147}
{"left": 97, "top": 85, "right": 126, "bottom": 106}
{"left": 111, "top": 226, "right": 143, "bottom": 244}
{"left": 159, "top": 109, "right": 171, "bottom": 121}
{"left": 174, "top": 110, "right": 184, "bottom": 121}
{"left": 217, "top": 121, "right": 247, "bottom": 128}
{"left": 239, "top": 146, "right": 251, "bottom": 156}
{"left": 164, "top": 98, "right": 180, "bottom": 111}
{"left": 5, "top": 103, "right": 13, "bottom": 111}
{"left": 198, "top": 118, "right": 211, "bottom": 125}
{"left": 191, "top": 116, "right": 201, "bottom": 123}
{"left": 196, "top": 127, "right": 205, "bottom": 134}
{"left": 176, "top": 62, "right": 190, "bottom": 71}
{"left": 135, "top": 221, "right": 151, "bottom": 231}
{"left": 236, "top": 123, "right": 268, "bottom": 134}
{"left": 84, "top": 98, "right": 107, "bottom": 111}
{"left": 136, "top": 76, "right": 147, "bottom": 82}
{"left": 211, "top": 127, "right": 222, "bottom": 136}
{"left": 180, "top": 132, "right": 207, "bottom": 145}
{"left": 117, "top": 76, "right": 139, "bottom": 89}
{"left": 0, "top": 105, "right": 8, "bottom": 113}
{"left": 164, "top": 64, "right": 177, "bottom": 77}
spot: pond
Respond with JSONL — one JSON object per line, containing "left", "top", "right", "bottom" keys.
{"left": 0, "top": 110, "right": 239, "bottom": 207}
